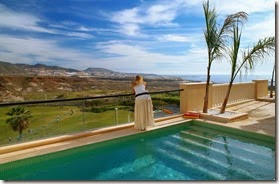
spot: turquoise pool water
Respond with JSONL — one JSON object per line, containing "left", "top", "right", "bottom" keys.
{"left": 0, "top": 121, "right": 275, "bottom": 181}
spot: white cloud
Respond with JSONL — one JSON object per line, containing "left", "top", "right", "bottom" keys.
{"left": 109, "top": 0, "right": 274, "bottom": 39}
{"left": 111, "top": 3, "right": 178, "bottom": 26}
{"left": 77, "top": 26, "right": 97, "bottom": 32}
{"left": 242, "top": 14, "right": 275, "bottom": 42}
{"left": 0, "top": 35, "right": 95, "bottom": 69}
{"left": 117, "top": 24, "right": 142, "bottom": 36}
{"left": 0, "top": 4, "right": 95, "bottom": 39}
{"left": 159, "top": 34, "right": 193, "bottom": 42}
{"left": 213, "top": 0, "right": 274, "bottom": 15}
{"left": 145, "top": 3, "right": 178, "bottom": 25}
{"left": 65, "top": 32, "right": 94, "bottom": 39}
{"left": 215, "top": 0, "right": 275, "bottom": 43}
{"left": 0, "top": 33, "right": 273, "bottom": 75}
{"left": 97, "top": 42, "right": 147, "bottom": 56}
{"left": 111, "top": 8, "right": 141, "bottom": 24}
{"left": 0, "top": 4, "right": 55, "bottom": 34}
{"left": 110, "top": 1, "right": 183, "bottom": 37}
{"left": 95, "top": 42, "right": 209, "bottom": 74}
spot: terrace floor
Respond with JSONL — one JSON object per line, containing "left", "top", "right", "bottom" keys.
{"left": 202, "top": 99, "right": 276, "bottom": 137}
{"left": 0, "top": 99, "right": 275, "bottom": 164}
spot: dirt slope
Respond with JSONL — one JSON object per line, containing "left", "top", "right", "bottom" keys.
{"left": 0, "top": 76, "right": 182, "bottom": 102}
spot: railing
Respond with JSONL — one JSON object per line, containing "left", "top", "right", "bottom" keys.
{"left": 0, "top": 89, "right": 182, "bottom": 147}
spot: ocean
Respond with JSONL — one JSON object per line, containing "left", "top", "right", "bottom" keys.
{"left": 176, "top": 74, "right": 274, "bottom": 84}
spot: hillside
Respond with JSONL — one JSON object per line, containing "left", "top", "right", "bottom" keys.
{"left": 0, "top": 76, "right": 182, "bottom": 102}
{"left": 0, "top": 61, "right": 183, "bottom": 102}
{"left": 0, "top": 61, "right": 26, "bottom": 75}
{"left": 0, "top": 61, "right": 169, "bottom": 79}
{"left": 0, "top": 61, "right": 79, "bottom": 76}
{"left": 84, "top": 67, "right": 116, "bottom": 73}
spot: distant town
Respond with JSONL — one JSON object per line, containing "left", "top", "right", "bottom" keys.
{"left": 0, "top": 61, "right": 182, "bottom": 80}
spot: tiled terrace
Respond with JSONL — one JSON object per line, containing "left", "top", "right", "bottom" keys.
{"left": 202, "top": 100, "right": 276, "bottom": 137}
{"left": 0, "top": 99, "right": 275, "bottom": 164}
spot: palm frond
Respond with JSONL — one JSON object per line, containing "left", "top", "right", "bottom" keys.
{"left": 212, "top": 11, "right": 247, "bottom": 63}
{"left": 231, "top": 36, "right": 275, "bottom": 80}
{"left": 6, "top": 106, "right": 32, "bottom": 132}
{"left": 243, "top": 36, "right": 275, "bottom": 71}
{"left": 221, "top": 12, "right": 248, "bottom": 36}
{"left": 203, "top": 1, "right": 218, "bottom": 51}
{"left": 229, "top": 25, "right": 242, "bottom": 81}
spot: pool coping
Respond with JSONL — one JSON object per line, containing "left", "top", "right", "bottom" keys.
{"left": 0, "top": 114, "right": 183, "bottom": 154}
{"left": 0, "top": 115, "right": 187, "bottom": 164}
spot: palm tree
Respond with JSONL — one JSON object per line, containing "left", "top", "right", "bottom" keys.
{"left": 270, "top": 64, "right": 275, "bottom": 98}
{"left": 202, "top": 0, "right": 247, "bottom": 113}
{"left": 6, "top": 106, "right": 32, "bottom": 141}
{"left": 219, "top": 25, "right": 275, "bottom": 113}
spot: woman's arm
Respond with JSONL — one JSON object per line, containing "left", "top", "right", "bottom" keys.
{"left": 131, "top": 81, "right": 135, "bottom": 94}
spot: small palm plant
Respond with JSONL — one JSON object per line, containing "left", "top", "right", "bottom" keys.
{"left": 6, "top": 106, "right": 32, "bottom": 141}
{"left": 219, "top": 24, "right": 275, "bottom": 113}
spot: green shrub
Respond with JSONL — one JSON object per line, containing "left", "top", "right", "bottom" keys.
{"left": 90, "top": 106, "right": 115, "bottom": 113}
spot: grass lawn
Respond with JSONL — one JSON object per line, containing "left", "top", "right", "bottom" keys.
{"left": 0, "top": 105, "right": 134, "bottom": 146}
{"left": 0, "top": 92, "right": 180, "bottom": 147}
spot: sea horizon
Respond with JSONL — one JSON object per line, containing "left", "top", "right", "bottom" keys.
{"left": 168, "top": 74, "right": 274, "bottom": 84}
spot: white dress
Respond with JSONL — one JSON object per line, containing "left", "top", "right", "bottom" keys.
{"left": 134, "top": 84, "right": 155, "bottom": 130}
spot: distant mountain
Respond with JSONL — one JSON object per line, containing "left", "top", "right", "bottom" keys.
{"left": 0, "top": 61, "right": 79, "bottom": 75}
{"left": 84, "top": 67, "right": 117, "bottom": 74}
{"left": 0, "top": 61, "right": 182, "bottom": 80}
{"left": 0, "top": 61, "right": 25, "bottom": 75}
{"left": 84, "top": 67, "right": 164, "bottom": 79}
{"left": 30, "top": 63, "right": 79, "bottom": 72}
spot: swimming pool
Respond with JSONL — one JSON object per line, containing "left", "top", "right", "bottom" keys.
{"left": 0, "top": 121, "right": 275, "bottom": 181}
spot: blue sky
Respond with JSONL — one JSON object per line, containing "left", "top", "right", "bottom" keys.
{"left": 0, "top": 0, "right": 275, "bottom": 75}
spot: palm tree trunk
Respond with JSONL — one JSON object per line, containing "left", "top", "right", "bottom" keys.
{"left": 270, "top": 64, "right": 275, "bottom": 98}
{"left": 203, "top": 67, "right": 211, "bottom": 113}
{"left": 220, "top": 82, "right": 233, "bottom": 114}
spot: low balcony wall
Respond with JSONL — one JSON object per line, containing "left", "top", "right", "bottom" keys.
{"left": 212, "top": 82, "right": 255, "bottom": 107}
{"left": 180, "top": 80, "right": 268, "bottom": 113}
{"left": 253, "top": 80, "right": 268, "bottom": 99}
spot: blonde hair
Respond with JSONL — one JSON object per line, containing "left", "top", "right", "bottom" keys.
{"left": 132, "top": 75, "right": 145, "bottom": 86}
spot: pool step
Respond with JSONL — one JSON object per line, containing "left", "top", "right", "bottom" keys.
{"left": 179, "top": 130, "right": 274, "bottom": 167}
{"left": 180, "top": 130, "right": 274, "bottom": 166}
{"left": 95, "top": 154, "right": 156, "bottom": 180}
{"left": 181, "top": 128, "right": 273, "bottom": 156}
{"left": 156, "top": 147, "right": 227, "bottom": 180}
{"left": 94, "top": 153, "right": 193, "bottom": 180}
{"left": 161, "top": 140, "right": 257, "bottom": 180}
{"left": 155, "top": 128, "right": 275, "bottom": 180}
{"left": 165, "top": 135, "right": 260, "bottom": 180}
{"left": 188, "top": 125, "right": 275, "bottom": 149}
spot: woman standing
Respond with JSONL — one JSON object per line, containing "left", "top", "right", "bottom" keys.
{"left": 132, "top": 75, "right": 154, "bottom": 130}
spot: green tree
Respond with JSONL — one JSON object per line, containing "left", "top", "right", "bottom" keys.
{"left": 6, "top": 106, "right": 32, "bottom": 141}
{"left": 202, "top": 0, "right": 247, "bottom": 113}
{"left": 219, "top": 25, "right": 275, "bottom": 113}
